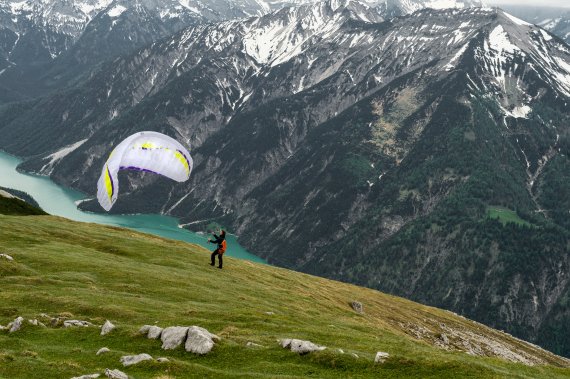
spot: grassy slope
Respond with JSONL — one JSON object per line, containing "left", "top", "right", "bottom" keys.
{"left": 0, "top": 215, "right": 568, "bottom": 379}
{"left": 0, "top": 194, "right": 46, "bottom": 216}
{"left": 486, "top": 207, "right": 532, "bottom": 227}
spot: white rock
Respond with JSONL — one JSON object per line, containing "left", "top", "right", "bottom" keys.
{"left": 374, "top": 351, "right": 390, "bottom": 363}
{"left": 8, "top": 316, "right": 24, "bottom": 333}
{"left": 265, "top": 311, "right": 275, "bottom": 315}
{"left": 101, "top": 320, "right": 115, "bottom": 336}
{"left": 97, "top": 347, "right": 110, "bottom": 355}
{"left": 351, "top": 353, "right": 359, "bottom": 358}
{"left": 337, "top": 348, "right": 345, "bottom": 354}
{"left": 28, "top": 319, "right": 38, "bottom": 326}
{"left": 280, "top": 339, "right": 326, "bottom": 354}
{"left": 185, "top": 326, "right": 218, "bottom": 355}
{"left": 161, "top": 326, "right": 188, "bottom": 350}
{"left": 120, "top": 353, "right": 153, "bottom": 367}
{"left": 0, "top": 254, "right": 13, "bottom": 261}
{"left": 147, "top": 325, "right": 163, "bottom": 339}
{"left": 156, "top": 357, "right": 169, "bottom": 363}
{"left": 0, "top": 325, "right": 5, "bottom": 330}
{"left": 104, "top": 369, "right": 128, "bottom": 379}
{"left": 246, "top": 342, "right": 263, "bottom": 348}
{"left": 71, "top": 374, "right": 100, "bottom": 379}
{"left": 139, "top": 325, "right": 152, "bottom": 335}
{"left": 64, "top": 320, "right": 92, "bottom": 328}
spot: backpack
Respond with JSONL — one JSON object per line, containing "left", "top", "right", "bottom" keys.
{"left": 220, "top": 239, "right": 227, "bottom": 253}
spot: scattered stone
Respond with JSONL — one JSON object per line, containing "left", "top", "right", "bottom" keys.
{"left": 280, "top": 339, "right": 326, "bottom": 354}
{"left": 0, "top": 325, "right": 5, "bottom": 331}
{"left": 97, "top": 348, "right": 110, "bottom": 355}
{"left": 439, "top": 333, "right": 449, "bottom": 345}
{"left": 0, "top": 254, "right": 13, "bottom": 261}
{"left": 71, "top": 374, "right": 100, "bottom": 379}
{"left": 246, "top": 342, "right": 263, "bottom": 348}
{"left": 185, "top": 326, "right": 219, "bottom": 355}
{"left": 104, "top": 369, "right": 128, "bottom": 379}
{"left": 8, "top": 316, "right": 24, "bottom": 333}
{"left": 147, "top": 326, "right": 163, "bottom": 339}
{"left": 161, "top": 326, "right": 189, "bottom": 350}
{"left": 39, "top": 313, "right": 50, "bottom": 319}
{"left": 350, "top": 301, "right": 364, "bottom": 314}
{"left": 337, "top": 348, "right": 345, "bottom": 354}
{"left": 264, "top": 311, "right": 275, "bottom": 315}
{"left": 120, "top": 353, "right": 153, "bottom": 367}
{"left": 374, "top": 351, "right": 390, "bottom": 363}
{"left": 101, "top": 320, "right": 115, "bottom": 336}
{"left": 352, "top": 353, "right": 359, "bottom": 359}
{"left": 156, "top": 357, "right": 169, "bottom": 363}
{"left": 139, "top": 325, "right": 152, "bottom": 334}
{"left": 64, "top": 320, "right": 92, "bottom": 328}
{"left": 28, "top": 319, "right": 38, "bottom": 326}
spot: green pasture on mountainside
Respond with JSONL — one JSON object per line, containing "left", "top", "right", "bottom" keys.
{"left": 486, "top": 206, "right": 533, "bottom": 227}
{"left": 0, "top": 211, "right": 568, "bottom": 378}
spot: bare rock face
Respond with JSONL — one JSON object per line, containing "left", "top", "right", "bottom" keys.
{"left": 120, "top": 353, "right": 153, "bottom": 367}
{"left": 104, "top": 369, "right": 128, "bottom": 379}
{"left": 374, "top": 351, "right": 390, "bottom": 363}
{"left": 8, "top": 316, "right": 24, "bottom": 333}
{"left": 96, "top": 348, "right": 110, "bottom": 355}
{"left": 280, "top": 339, "right": 326, "bottom": 354}
{"left": 161, "top": 326, "right": 189, "bottom": 350}
{"left": 184, "top": 326, "right": 220, "bottom": 355}
{"left": 101, "top": 320, "right": 115, "bottom": 336}
{"left": 351, "top": 301, "right": 364, "bottom": 314}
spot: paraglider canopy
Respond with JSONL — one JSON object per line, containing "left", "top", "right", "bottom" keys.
{"left": 97, "top": 131, "right": 192, "bottom": 211}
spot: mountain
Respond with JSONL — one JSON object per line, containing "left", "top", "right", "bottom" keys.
{"left": 496, "top": 5, "right": 570, "bottom": 44}
{"left": 1, "top": 0, "right": 569, "bottom": 359}
{"left": 0, "top": 214, "right": 569, "bottom": 378}
{"left": 0, "top": 0, "right": 273, "bottom": 103}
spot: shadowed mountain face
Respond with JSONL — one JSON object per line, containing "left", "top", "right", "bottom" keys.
{"left": 0, "top": 0, "right": 569, "bottom": 358}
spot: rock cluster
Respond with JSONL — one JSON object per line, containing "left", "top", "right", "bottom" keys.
{"left": 0, "top": 253, "right": 14, "bottom": 261}
{"left": 139, "top": 324, "right": 220, "bottom": 355}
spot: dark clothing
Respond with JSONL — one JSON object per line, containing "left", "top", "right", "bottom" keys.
{"left": 209, "top": 232, "right": 226, "bottom": 269}
{"left": 211, "top": 233, "right": 225, "bottom": 249}
{"left": 211, "top": 249, "right": 223, "bottom": 268}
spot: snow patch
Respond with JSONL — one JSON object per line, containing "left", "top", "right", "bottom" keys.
{"left": 41, "top": 139, "right": 88, "bottom": 174}
{"left": 108, "top": 5, "right": 127, "bottom": 18}
{"left": 488, "top": 25, "right": 520, "bottom": 54}
{"left": 503, "top": 12, "right": 531, "bottom": 27}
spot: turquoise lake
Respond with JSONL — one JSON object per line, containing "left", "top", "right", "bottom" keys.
{"left": 0, "top": 151, "right": 265, "bottom": 263}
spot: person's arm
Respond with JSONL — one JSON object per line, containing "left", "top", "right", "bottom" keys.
{"left": 209, "top": 234, "right": 221, "bottom": 244}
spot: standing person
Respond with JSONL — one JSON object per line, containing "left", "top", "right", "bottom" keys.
{"left": 208, "top": 229, "right": 226, "bottom": 269}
